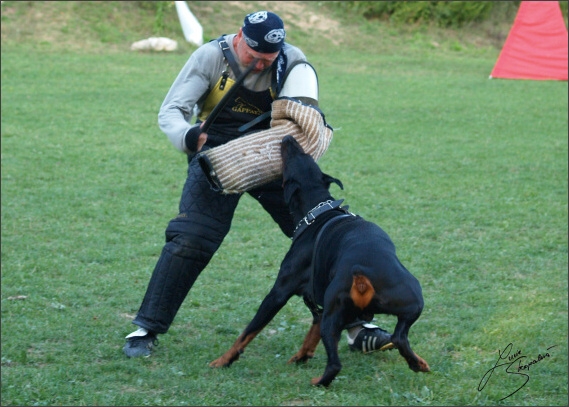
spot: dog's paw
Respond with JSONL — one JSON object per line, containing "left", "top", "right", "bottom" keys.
{"left": 310, "top": 376, "right": 333, "bottom": 387}
{"left": 209, "top": 356, "right": 235, "bottom": 368}
{"left": 416, "top": 355, "right": 430, "bottom": 372}
{"left": 288, "top": 352, "right": 314, "bottom": 364}
{"left": 310, "top": 376, "right": 324, "bottom": 386}
{"left": 408, "top": 353, "right": 430, "bottom": 373}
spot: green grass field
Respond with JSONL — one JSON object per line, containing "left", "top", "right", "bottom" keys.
{"left": 1, "top": 2, "right": 567, "bottom": 406}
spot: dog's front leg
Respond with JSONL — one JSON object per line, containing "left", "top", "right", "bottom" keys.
{"left": 210, "top": 285, "right": 295, "bottom": 368}
{"left": 288, "top": 319, "right": 321, "bottom": 364}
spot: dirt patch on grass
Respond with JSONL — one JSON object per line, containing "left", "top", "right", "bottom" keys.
{"left": 218, "top": 1, "right": 344, "bottom": 46}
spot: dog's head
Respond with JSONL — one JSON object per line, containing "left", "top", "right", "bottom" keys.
{"left": 281, "top": 135, "right": 343, "bottom": 217}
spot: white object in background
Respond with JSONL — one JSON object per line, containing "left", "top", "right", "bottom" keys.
{"left": 175, "top": 1, "right": 203, "bottom": 46}
{"left": 131, "top": 37, "right": 178, "bottom": 52}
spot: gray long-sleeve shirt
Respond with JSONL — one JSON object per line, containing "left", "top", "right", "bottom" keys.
{"left": 158, "top": 34, "right": 307, "bottom": 154}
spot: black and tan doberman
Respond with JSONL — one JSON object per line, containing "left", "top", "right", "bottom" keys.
{"left": 210, "top": 135, "right": 429, "bottom": 386}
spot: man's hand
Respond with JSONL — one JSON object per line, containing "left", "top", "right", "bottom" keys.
{"left": 185, "top": 123, "right": 208, "bottom": 152}
{"left": 196, "top": 132, "right": 208, "bottom": 151}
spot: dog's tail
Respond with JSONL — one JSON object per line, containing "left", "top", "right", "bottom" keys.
{"left": 350, "top": 272, "right": 375, "bottom": 309}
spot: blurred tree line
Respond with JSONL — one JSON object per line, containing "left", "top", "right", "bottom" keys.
{"left": 331, "top": 1, "right": 568, "bottom": 28}
{"left": 137, "top": 1, "right": 568, "bottom": 37}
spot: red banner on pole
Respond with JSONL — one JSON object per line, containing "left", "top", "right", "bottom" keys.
{"left": 490, "top": 1, "right": 568, "bottom": 80}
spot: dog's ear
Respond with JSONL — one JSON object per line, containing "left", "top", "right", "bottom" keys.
{"left": 323, "top": 173, "right": 343, "bottom": 190}
{"left": 283, "top": 180, "right": 300, "bottom": 204}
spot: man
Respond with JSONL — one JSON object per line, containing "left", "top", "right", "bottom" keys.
{"left": 123, "top": 10, "right": 392, "bottom": 357}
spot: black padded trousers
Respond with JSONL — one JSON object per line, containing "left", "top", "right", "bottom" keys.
{"left": 132, "top": 155, "right": 294, "bottom": 334}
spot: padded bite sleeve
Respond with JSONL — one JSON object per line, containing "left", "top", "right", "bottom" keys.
{"left": 197, "top": 98, "right": 333, "bottom": 194}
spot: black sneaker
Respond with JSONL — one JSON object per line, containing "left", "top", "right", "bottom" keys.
{"left": 347, "top": 324, "right": 394, "bottom": 353}
{"left": 123, "top": 328, "right": 158, "bottom": 358}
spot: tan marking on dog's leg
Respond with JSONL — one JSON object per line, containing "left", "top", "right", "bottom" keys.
{"left": 311, "top": 376, "right": 323, "bottom": 386}
{"left": 210, "top": 331, "right": 260, "bottom": 368}
{"left": 403, "top": 351, "right": 431, "bottom": 373}
{"left": 350, "top": 274, "right": 375, "bottom": 309}
{"left": 415, "top": 353, "right": 430, "bottom": 372}
{"left": 288, "top": 322, "right": 321, "bottom": 363}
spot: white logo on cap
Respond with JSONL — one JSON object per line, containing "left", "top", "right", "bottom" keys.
{"left": 247, "top": 11, "right": 268, "bottom": 24}
{"left": 265, "top": 29, "right": 285, "bottom": 44}
{"left": 243, "top": 36, "right": 259, "bottom": 48}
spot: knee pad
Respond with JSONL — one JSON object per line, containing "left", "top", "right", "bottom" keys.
{"left": 164, "top": 214, "right": 229, "bottom": 261}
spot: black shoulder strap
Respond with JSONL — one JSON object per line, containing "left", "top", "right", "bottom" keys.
{"left": 216, "top": 35, "right": 242, "bottom": 77}
{"left": 272, "top": 49, "right": 288, "bottom": 96}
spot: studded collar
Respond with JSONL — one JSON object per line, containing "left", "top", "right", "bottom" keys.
{"left": 292, "top": 199, "right": 353, "bottom": 241}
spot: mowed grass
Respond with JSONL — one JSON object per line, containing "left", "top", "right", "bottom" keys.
{"left": 2, "top": 15, "right": 568, "bottom": 407}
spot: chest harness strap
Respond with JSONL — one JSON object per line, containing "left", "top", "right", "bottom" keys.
{"left": 303, "top": 212, "right": 355, "bottom": 315}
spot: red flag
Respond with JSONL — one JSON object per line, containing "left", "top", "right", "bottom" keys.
{"left": 490, "top": 1, "right": 568, "bottom": 80}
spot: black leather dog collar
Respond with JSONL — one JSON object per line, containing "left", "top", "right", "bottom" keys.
{"left": 292, "top": 199, "right": 347, "bottom": 240}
